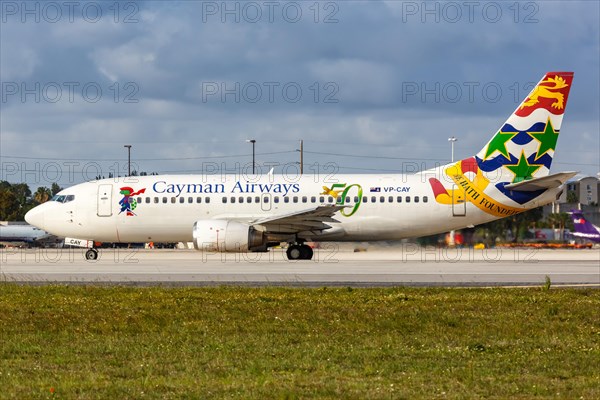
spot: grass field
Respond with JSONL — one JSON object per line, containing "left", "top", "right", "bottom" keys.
{"left": 1, "top": 285, "right": 599, "bottom": 399}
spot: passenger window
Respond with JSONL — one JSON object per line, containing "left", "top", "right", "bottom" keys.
{"left": 354, "top": 196, "right": 359, "bottom": 203}
{"left": 284, "top": 197, "right": 290, "bottom": 203}
{"left": 414, "top": 196, "right": 420, "bottom": 203}
{"left": 129, "top": 198, "right": 134, "bottom": 204}
{"left": 274, "top": 197, "right": 279, "bottom": 203}
{"left": 154, "top": 197, "right": 159, "bottom": 204}
{"left": 319, "top": 196, "right": 325, "bottom": 203}
{"left": 146, "top": 197, "right": 150, "bottom": 204}
{"left": 345, "top": 197, "right": 351, "bottom": 203}
{"left": 328, "top": 196, "right": 334, "bottom": 203}
{"left": 293, "top": 196, "right": 298, "bottom": 203}
{"left": 423, "top": 196, "right": 428, "bottom": 203}
{"left": 380, "top": 196, "right": 385, "bottom": 203}
{"left": 397, "top": 196, "right": 402, "bottom": 203}
{"left": 179, "top": 197, "right": 185, "bottom": 204}
{"left": 388, "top": 196, "right": 393, "bottom": 203}
{"left": 162, "top": 197, "right": 167, "bottom": 204}
{"left": 336, "top": 196, "right": 342, "bottom": 203}
{"left": 230, "top": 197, "right": 236, "bottom": 203}
{"left": 239, "top": 197, "right": 244, "bottom": 203}
{"left": 263, "top": 196, "right": 269, "bottom": 203}
{"left": 363, "top": 196, "right": 368, "bottom": 203}
{"left": 136, "top": 197, "right": 141, "bottom": 204}
{"left": 171, "top": 197, "right": 176, "bottom": 204}
{"left": 311, "top": 196, "right": 316, "bottom": 203}
{"left": 197, "top": 197, "right": 202, "bottom": 203}
{"left": 247, "top": 196, "right": 252, "bottom": 203}
{"left": 222, "top": 197, "right": 227, "bottom": 203}
{"left": 405, "top": 196, "right": 411, "bottom": 203}
{"left": 205, "top": 197, "right": 210, "bottom": 204}
{"left": 371, "top": 196, "right": 376, "bottom": 203}
{"left": 188, "top": 197, "right": 193, "bottom": 203}
{"left": 302, "top": 196, "right": 307, "bottom": 203}
{"left": 255, "top": 196, "right": 260, "bottom": 203}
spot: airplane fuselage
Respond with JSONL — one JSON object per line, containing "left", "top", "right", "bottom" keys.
{"left": 25, "top": 171, "right": 560, "bottom": 244}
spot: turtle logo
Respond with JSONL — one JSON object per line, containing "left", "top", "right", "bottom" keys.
{"left": 119, "top": 187, "right": 146, "bottom": 216}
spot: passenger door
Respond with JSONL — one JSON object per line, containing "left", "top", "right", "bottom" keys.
{"left": 97, "top": 184, "right": 113, "bottom": 217}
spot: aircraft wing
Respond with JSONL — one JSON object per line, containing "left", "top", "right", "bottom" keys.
{"left": 504, "top": 171, "right": 578, "bottom": 192}
{"left": 251, "top": 205, "right": 346, "bottom": 234}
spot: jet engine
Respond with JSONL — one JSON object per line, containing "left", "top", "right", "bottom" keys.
{"left": 193, "top": 220, "right": 267, "bottom": 252}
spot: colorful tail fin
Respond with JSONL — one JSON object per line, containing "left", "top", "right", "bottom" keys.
{"left": 476, "top": 72, "right": 574, "bottom": 183}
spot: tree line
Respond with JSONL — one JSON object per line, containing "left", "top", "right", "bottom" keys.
{"left": 0, "top": 181, "right": 62, "bottom": 221}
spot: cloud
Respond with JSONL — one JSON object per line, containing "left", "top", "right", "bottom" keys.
{"left": 1, "top": 0, "right": 598, "bottom": 186}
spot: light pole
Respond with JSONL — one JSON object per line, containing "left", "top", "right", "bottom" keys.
{"left": 246, "top": 139, "right": 256, "bottom": 174}
{"left": 448, "top": 137, "right": 458, "bottom": 247}
{"left": 448, "top": 136, "right": 457, "bottom": 163}
{"left": 124, "top": 145, "right": 132, "bottom": 176}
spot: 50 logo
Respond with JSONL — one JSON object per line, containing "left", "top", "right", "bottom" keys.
{"left": 321, "top": 183, "right": 363, "bottom": 217}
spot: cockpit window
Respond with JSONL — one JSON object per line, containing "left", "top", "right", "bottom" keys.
{"left": 51, "top": 195, "right": 75, "bottom": 203}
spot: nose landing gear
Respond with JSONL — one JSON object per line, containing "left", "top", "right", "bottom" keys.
{"left": 85, "top": 248, "right": 99, "bottom": 260}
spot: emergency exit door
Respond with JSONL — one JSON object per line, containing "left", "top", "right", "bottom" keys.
{"left": 452, "top": 184, "right": 466, "bottom": 217}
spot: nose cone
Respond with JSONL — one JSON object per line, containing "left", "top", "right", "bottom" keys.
{"left": 25, "top": 205, "right": 46, "bottom": 230}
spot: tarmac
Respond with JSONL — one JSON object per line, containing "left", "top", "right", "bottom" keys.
{"left": 1, "top": 245, "right": 599, "bottom": 287}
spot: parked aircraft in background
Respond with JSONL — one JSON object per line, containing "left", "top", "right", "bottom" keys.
{"left": 568, "top": 210, "right": 600, "bottom": 243}
{"left": 25, "top": 72, "right": 576, "bottom": 260}
{"left": 0, "top": 223, "right": 55, "bottom": 246}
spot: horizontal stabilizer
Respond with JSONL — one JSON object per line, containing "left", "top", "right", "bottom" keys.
{"left": 504, "top": 171, "right": 578, "bottom": 192}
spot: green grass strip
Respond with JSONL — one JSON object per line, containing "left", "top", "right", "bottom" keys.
{"left": 1, "top": 285, "right": 599, "bottom": 399}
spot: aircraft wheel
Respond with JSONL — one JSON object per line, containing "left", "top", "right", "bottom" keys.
{"left": 85, "top": 248, "right": 98, "bottom": 261}
{"left": 299, "top": 244, "right": 313, "bottom": 260}
{"left": 286, "top": 245, "right": 302, "bottom": 260}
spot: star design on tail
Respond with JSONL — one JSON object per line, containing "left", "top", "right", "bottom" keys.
{"left": 484, "top": 129, "right": 519, "bottom": 159}
{"left": 529, "top": 118, "right": 559, "bottom": 160}
{"left": 505, "top": 152, "right": 543, "bottom": 183}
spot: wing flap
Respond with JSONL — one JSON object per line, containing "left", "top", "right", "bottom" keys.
{"left": 252, "top": 205, "right": 346, "bottom": 234}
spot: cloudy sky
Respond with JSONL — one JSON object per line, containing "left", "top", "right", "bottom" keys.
{"left": 1, "top": 0, "right": 598, "bottom": 188}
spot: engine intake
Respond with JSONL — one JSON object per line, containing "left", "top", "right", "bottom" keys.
{"left": 193, "top": 220, "right": 267, "bottom": 252}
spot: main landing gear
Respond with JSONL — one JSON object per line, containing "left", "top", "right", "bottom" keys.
{"left": 85, "top": 248, "right": 99, "bottom": 260}
{"left": 286, "top": 243, "right": 313, "bottom": 260}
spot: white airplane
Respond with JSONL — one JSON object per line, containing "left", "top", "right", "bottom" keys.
{"left": 0, "top": 223, "right": 55, "bottom": 245}
{"left": 26, "top": 72, "right": 577, "bottom": 260}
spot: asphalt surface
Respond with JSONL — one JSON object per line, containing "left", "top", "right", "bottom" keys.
{"left": 1, "top": 246, "right": 599, "bottom": 287}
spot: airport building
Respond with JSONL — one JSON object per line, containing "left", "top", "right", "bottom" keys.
{"left": 544, "top": 175, "right": 600, "bottom": 225}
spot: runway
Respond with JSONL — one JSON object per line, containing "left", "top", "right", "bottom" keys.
{"left": 1, "top": 246, "right": 599, "bottom": 287}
